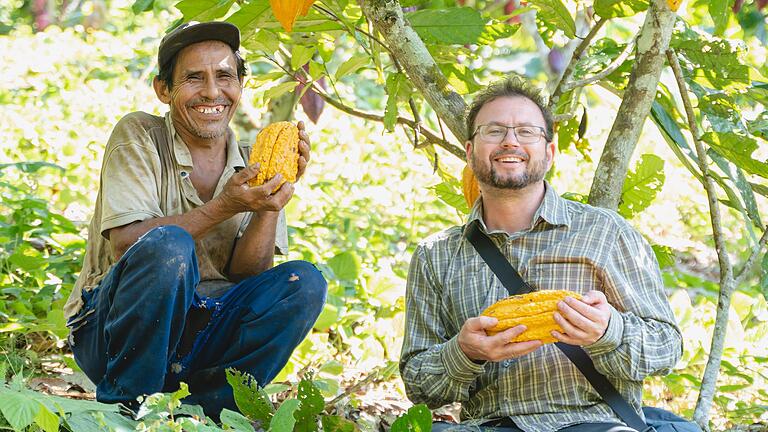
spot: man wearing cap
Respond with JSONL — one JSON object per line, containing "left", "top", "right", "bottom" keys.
{"left": 63, "top": 21, "right": 327, "bottom": 417}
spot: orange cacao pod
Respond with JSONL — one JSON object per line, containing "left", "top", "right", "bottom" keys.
{"left": 248, "top": 122, "right": 300, "bottom": 189}
{"left": 462, "top": 164, "right": 480, "bottom": 207}
{"left": 481, "top": 290, "right": 582, "bottom": 344}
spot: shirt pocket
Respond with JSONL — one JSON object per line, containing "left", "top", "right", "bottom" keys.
{"left": 527, "top": 261, "right": 603, "bottom": 295}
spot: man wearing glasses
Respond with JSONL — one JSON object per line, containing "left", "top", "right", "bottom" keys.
{"left": 400, "top": 79, "right": 682, "bottom": 431}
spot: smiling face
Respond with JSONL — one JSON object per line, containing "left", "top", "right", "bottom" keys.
{"left": 466, "top": 96, "right": 554, "bottom": 191}
{"left": 153, "top": 40, "right": 242, "bottom": 146}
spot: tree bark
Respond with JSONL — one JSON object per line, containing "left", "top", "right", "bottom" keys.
{"left": 359, "top": 0, "right": 468, "bottom": 145}
{"left": 587, "top": 0, "right": 676, "bottom": 210}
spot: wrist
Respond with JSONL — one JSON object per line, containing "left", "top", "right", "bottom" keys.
{"left": 203, "top": 196, "right": 236, "bottom": 221}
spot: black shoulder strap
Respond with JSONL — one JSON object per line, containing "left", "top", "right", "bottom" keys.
{"left": 464, "top": 220, "right": 653, "bottom": 432}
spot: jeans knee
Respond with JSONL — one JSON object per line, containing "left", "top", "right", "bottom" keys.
{"left": 130, "top": 225, "right": 195, "bottom": 267}
{"left": 279, "top": 261, "right": 327, "bottom": 315}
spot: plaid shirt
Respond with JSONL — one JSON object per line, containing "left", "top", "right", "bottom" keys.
{"left": 400, "top": 183, "right": 682, "bottom": 432}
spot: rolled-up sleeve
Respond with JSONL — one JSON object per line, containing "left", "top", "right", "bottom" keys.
{"left": 400, "top": 245, "right": 485, "bottom": 408}
{"left": 585, "top": 226, "right": 683, "bottom": 381}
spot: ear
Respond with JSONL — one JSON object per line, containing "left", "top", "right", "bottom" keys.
{"left": 545, "top": 140, "right": 556, "bottom": 170}
{"left": 153, "top": 76, "right": 171, "bottom": 104}
{"left": 465, "top": 139, "right": 473, "bottom": 162}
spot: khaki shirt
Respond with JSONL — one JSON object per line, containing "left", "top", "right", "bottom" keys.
{"left": 64, "top": 112, "right": 288, "bottom": 320}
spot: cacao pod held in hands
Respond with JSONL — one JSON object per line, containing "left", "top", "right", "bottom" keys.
{"left": 248, "top": 122, "right": 300, "bottom": 189}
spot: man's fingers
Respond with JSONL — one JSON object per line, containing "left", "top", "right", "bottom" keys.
{"left": 233, "top": 164, "right": 260, "bottom": 185}
{"left": 467, "top": 316, "right": 498, "bottom": 331}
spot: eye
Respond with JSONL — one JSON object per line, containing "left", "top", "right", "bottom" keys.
{"left": 186, "top": 74, "right": 202, "bottom": 81}
{"left": 516, "top": 127, "right": 538, "bottom": 137}
{"left": 485, "top": 126, "right": 507, "bottom": 136}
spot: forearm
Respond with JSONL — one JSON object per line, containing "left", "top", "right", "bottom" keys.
{"left": 585, "top": 308, "right": 683, "bottom": 381}
{"left": 227, "top": 210, "right": 279, "bottom": 281}
{"left": 109, "top": 197, "right": 234, "bottom": 260}
{"left": 401, "top": 336, "right": 485, "bottom": 408}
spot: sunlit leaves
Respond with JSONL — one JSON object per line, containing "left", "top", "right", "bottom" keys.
{"left": 618, "top": 154, "right": 665, "bottom": 219}
{"left": 709, "top": 0, "right": 734, "bottom": 36}
{"left": 671, "top": 25, "right": 750, "bottom": 90}
{"left": 327, "top": 251, "right": 361, "bottom": 281}
{"left": 528, "top": 0, "right": 576, "bottom": 38}
{"left": 594, "top": 0, "right": 648, "bottom": 18}
{"left": 405, "top": 7, "right": 486, "bottom": 45}
{"left": 335, "top": 54, "right": 370, "bottom": 80}
{"left": 385, "top": 73, "right": 406, "bottom": 132}
{"left": 390, "top": 404, "right": 432, "bottom": 432}
{"left": 175, "top": 0, "right": 234, "bottom": 23}
{"left": 226, "top": 369, "right": 274, "bottom": 428}
{"left": 703, "top": 132, "right": 768, "bottom": 179}
{"left": 227, "top": 0, "right": 272, "bottom": 42}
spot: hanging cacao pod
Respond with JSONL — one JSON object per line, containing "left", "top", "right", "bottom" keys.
{"left": 462, "top": 164, "right": 480, "bottom": 208}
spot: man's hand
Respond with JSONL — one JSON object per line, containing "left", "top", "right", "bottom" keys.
{"left": 216, "top": 164, "right": 294, "bottom": 215}
{"left": 457, "top": 316, "right": 542, "bottom": 362}
{"left": 296, "top": 121, "right": 311, "bottom": 181}
{"left": 551, "top": 290, "right": 612, "bottom": 346}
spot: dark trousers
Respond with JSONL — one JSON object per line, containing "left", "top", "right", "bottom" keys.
{"left": 68, "top": 225, "right": 327, "bottom": 416}
{"left": 432, "top": 421, "right": 637, "bottom": 431}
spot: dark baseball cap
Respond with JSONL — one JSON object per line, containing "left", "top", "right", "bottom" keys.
{"left": 158, "top": 21, "right": 240, "bottom": 70}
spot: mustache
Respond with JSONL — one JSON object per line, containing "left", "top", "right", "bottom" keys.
{"left": 491, "top": 149, "right": 528, "bottom": 160}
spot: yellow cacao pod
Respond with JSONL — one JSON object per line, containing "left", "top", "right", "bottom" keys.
{"left": 247, "top": 122, "right": 300, "bottom": 189}
{"left": 666, "top": 0, "right": 682, "bottom": 12}
{"left": 462, "top": 164, "right": 480, "bottom": 207}
{"left": 481, "top": 290, "right": 582, "bottom": 344}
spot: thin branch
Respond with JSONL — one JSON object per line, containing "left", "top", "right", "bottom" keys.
{"left": 549, "top": 17, "right": 606, "bottom": 110}
{"left": 561, "top": 38, "right": 636, "bottom": 93}
{"left": 734, "top": 227, "right": 768, "bottom": 286}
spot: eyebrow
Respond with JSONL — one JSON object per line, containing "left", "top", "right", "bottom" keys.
{"left": 179, "top": 65, "right": 237, "bottom": 77}
{"left": 483, "top": 121, "right": 544, "bottom": 127}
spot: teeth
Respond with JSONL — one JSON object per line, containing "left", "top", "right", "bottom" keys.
{"left": 194, "top": 106, "right": 224, "bottom": 114}
{"left": 498, "top": 156, "right": 523, "bottom": 162}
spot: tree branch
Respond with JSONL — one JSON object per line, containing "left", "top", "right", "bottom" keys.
{"left": 588, "top": 0, "right": 677, "bottom": 210}
{"left": 548, "top": 17, "right": 606, "bottom": 111}
{"left": 734, "top": 227, "right": 768, "bottom": 286}
{"left": 359, "top": 0, "right": 468, "bottom": 144}
{"left": 667, "top": 48, "right": 734, "bottom": 430}
{"left": 560, "top": 37, "right": 636, "bottom": 94}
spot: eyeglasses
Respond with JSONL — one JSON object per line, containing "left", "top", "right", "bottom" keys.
{"left": 472, "top": 124, "right": 546, "bottom": 145}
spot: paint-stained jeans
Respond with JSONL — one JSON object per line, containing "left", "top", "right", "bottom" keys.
{"left": 68, "top": 225, "right": 327, "bottom": 416}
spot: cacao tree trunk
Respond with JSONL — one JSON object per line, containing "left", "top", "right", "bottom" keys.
{"left": 587, "top": 0, "right": 676, "bottom": 210}
{"left": 359, "top": 0, "right": 468, "bottom": 144}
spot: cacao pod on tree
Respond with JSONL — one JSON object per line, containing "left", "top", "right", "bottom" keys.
{"left": 462, "top": 164, "right": 480, "bottom": 207}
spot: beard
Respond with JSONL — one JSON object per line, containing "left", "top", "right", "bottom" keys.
{"left": 470, "top": 147, "right": 549, "bottom": 190}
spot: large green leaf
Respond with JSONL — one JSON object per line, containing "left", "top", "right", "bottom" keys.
{"left": 709, "top": 149, "right": 763, "bottom": 227}
{"left": 271, "top": 399, "right": 301, "bottom": 432}
{"left": 294, "top": 379, "right": 325, "bottom": 432}
{"left": 174, "top": 0, "right": 234, "bottom": 23}
{"left": 671, "top": 27, "right": 750, "bottom": 90}
{"left": 390, "top": 404, "right": 432, "bottom": 432}
{"left": 618, "top": 154, "right": 665, "bottom": 219}
{"left": 225, "top": 369, "right": 274, "bottom": 428}
{"left": 708, "top": 0, "right": 734, "bottom": 36}
{"left": 594, "top": 0, "right": 648, "bottom": 18}
{"left": 439, "top": 64, "right": 481, "bottom": 95}
{"left": 432, "top": 180, "right": 470, "bottom": 215}
{"left": 322, "top": 415, "right": 359, "bottom": 432}
{"left": 0, "top": 390, "right": 39, "bottom": 431}
{"left": 327, "top": 251, "right": 362, "bottom": 281}
{"left": 384, "top": 73, "right": 405, "bottom": 132}
{"left": 477, "top": 22, "right": 519, "bottom": 45}
{"left": 221, "top": 409, "right": 256, "bottom": 432}
{"left": 703, "top": 132, "right": 768, "bottom": 179}
{"left": 406, "top": 7, "right": 486, "bottom": 45}
{"left": 528, "top": 0, "right": 576, "bottom": 38}
{"left": 226, "top": 0, "right": 273, "bottom": 41}
{"left": 335, "top": 54, "right": 370, "bottom": 80}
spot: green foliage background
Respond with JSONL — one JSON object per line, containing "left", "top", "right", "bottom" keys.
{"left": 1, "top": 0, "right": 767, "bottom": 430}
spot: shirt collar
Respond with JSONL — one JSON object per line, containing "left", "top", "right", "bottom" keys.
{"left": 463, "top": 181, "right": 571, "bottom": 236}
{"left": 164, "top": 112, "right": 245, "bottom": 170}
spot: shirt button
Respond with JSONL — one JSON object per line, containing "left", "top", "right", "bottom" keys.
{"left": 502, "top": 360, "right": 510, "bottom": 368}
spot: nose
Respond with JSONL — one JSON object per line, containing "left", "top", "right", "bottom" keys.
{"left": 500, "top": 128, "right": 521, "bottom": 147}
{"left": 200, "top": 76, "right": 221, "bottom": 100}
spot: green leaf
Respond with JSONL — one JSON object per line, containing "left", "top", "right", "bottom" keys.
{"left": 432, "top": 181, "right": 470, "bottom": 215}
{"left": 318, "top": 360, "right": 344, "bottom": 376}
{"left": 294, "top": 378, "right": 324, "bottom": 432}
{"left": 709, "top": 150, "right": 762, "bottom": 227}
{"left": 528, "top": 0, "right": 576, "bottom": 38}
{"left": 709, "top": 0, "right": 733, "bottom": 36}
{"left": 406, "top": 8, "right": 486, "bottom": 44}
{"left": 477, "top": 22, "right": 519, "bottom": 45}
{"left": 384, "top": 73, "right": 404, "bottom": 132}
{"left": 703, "top": 132, "right": 768, "bottom": 179}
{"left": 671, "top": 27, "right": 750, "bottom": 90}
{"left": 292, "top": 45, "right": 317, "bottom": 71}
{"left": 271, "top": 398, "right": 301, "bottom": 432}
{"left": 322, "top": 415, "right": 359, "bottom": 432}
{"left": 618, "top": 154, "right": 665, "bottom": 219}
{"left": 652, "top": 244, "right": 676, "bottom": 269}
{"left": 313, "top": 303, "right": 340, "bottom": 331}
{"left": 0, "top": 390, "right": 40, "bottom": 431}
{"left": 131, "top": 0, "right": 154, "bottom": 14}
{"left": 593, "top": 0, "right": 648, "bottom": 18}
{"left": 221, "top": 409, "right": 257, "bottom": 431}
{"left": 335, "top": 54, "right": 370, "bottom": 80}
{"left": 390, "top": 404, "right": 432, "bottom": 432}
{"left": 225, "top": 369, "right": 274, "bottom": 428}
{"left": 226, "top": 0, "right": 271, "bottom": 41}
{"left": 264, "top": 81, "right": 300, "bottom": 102}
{"left": 174, "top": 0, "right": 234, "bottom": 23}
{"left": 439, "top": 64, "right": 481, "bottom": 95}
{"left": 327, "top": 252, "right": 361, "bottom": 281}
{"left": 34, "top": 405, "right": 59, "bottom": 432}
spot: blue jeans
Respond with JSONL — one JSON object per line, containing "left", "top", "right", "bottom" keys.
{"left": 68, "top": 225, "right": 327, "bottom": 416}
